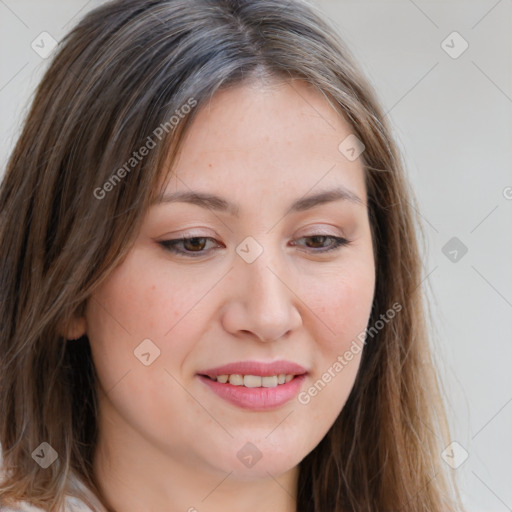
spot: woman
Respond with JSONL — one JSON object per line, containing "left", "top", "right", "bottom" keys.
{"left": 0, "top": 0, "right": 463, "bottom": 511}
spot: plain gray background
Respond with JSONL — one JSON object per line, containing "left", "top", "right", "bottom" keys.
{"left": 1, "top": 1, "right": 511, "bottom": 510}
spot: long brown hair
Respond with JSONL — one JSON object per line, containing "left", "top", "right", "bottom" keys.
{"left": 0, "top": 0, "right": 462, "bottom": 510}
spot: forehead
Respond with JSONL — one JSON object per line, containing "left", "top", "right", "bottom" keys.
{"left": 159, "top": 79, "right": 367, "bottom": 207}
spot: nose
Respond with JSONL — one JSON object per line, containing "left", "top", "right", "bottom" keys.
{"left": 220, "top": 242, "right": 303, "bottom": 343}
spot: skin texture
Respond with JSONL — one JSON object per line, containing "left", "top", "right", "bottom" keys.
{"left": 71, "top": 79, "right": 376, "bottom": 512}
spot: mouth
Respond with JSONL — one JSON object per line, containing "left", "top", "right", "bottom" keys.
{"left": 199, "top": 373, "right": 299, "bottom": 387}
{"left": 195, "top": 361, "right": 308, "bottom": 410}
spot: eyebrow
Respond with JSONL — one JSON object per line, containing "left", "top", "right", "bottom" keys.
{"left": 153, "top": 186, "right": 363, "bottom": 216}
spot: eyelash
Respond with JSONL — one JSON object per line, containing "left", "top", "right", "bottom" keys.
{"left": 158, "top": 235, "right": 351, "bottom": 257}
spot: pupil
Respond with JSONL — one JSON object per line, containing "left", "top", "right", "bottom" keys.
{"left": 309, "top": 235, "right": 326, "bottom": 247}
{"left": 185, "top": 237, "right": 205, "bottom": 251}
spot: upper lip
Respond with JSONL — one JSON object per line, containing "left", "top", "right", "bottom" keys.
{"left": 197, "top": 360, "right": 308, "bottom": 378}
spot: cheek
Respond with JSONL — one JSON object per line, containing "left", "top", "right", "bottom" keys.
{"left": 84, "top": 246, "right": 221, "bottom": 390}
{"left": 308, "top": 258, "right": 376, "bottom": 351}
{"left": 297, "top": 251, "right": 375, "bottom": 416}
{"left": 87, "top": 247, "right": 203, "bottom": 341}
{"left": 84, "top": 249, "right": 166, "bottom": 393}
{"left": 83, "top": 252, "right": 203, "bottom": 442}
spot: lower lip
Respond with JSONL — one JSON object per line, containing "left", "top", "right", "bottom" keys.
{"left": 197, "top": 374, "right": 307, "bottom": 410}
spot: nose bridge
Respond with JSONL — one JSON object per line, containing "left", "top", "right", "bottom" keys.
{"left": 231, "top": 234, "right": 300, "bottom": 341}
{"left": 244, "top": 244, "right": 283, "bottom": 300}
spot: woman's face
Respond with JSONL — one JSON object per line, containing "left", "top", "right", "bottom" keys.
{"left": 83, "top": 79, "right": 375, "bottom": 486}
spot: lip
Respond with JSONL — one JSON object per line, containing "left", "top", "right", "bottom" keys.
{"left": 198, "top": 374, "right": 307, "bottom": 410}
{"left": 197, "top": 360, "right": 308, "bottom": 378}
{"left": 196, "top": 360, "right": 308, "bottom": 411}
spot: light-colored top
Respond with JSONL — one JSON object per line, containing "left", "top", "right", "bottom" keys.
{"left": 0, "top": 445, "right": 102, "bottom": 512}
{"left": 0, "top": 496, "right": 93, "bottom": 512}
{"left": 0, "top": 445, "right": 97, "bottom": 512}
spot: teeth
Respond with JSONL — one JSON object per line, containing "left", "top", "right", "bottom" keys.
{"left": 229, "top": 374, "right": 244, "bottom": 386}
{"left": 262, "top": 376, "right": 278, "bottom": 388}
{"left": 244, "top": 375, "right": 262, "bottom": 387}
{"left": 211, "top": 374, "right": 296, "bottom": 387}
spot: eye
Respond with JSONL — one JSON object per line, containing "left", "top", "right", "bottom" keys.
{"left": 158, "top": 234, "right": 350, "bottom": 258}
{"left": 159, "top": 237, "right": 223, "bottom": 257}
{"left": 291, "top": 235, "right": 350, "bottom": 253}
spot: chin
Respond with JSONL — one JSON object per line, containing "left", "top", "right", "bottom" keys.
{"left": 228, "top": 458, "right": 300, "bottom": 481}
{"left": 216, "top": 436, "right": 308, "bottom": 481}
